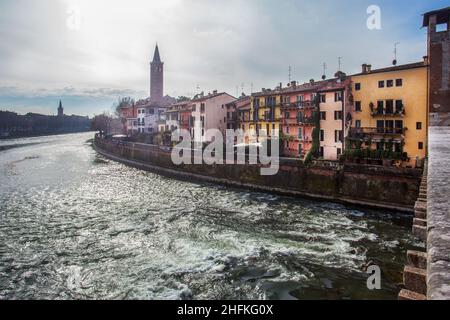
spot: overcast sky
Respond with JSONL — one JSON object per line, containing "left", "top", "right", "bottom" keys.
{"left": 0, "top": 0, "right": 447, "bottom": 116}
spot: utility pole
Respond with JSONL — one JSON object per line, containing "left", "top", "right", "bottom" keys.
{"left": 322, "top": 62, "right": 327, "bottom": 80}
{"left": 288, "top": 66, "right": 292, "bottom": 82}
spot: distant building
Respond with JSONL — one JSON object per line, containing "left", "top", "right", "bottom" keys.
{"left": 57, "top": 100, "right": 64, "bottom": 117}
{"left": 280, "top": 81, "right": 320, "bottom": 159}
{"left": 190, "top": 91, "right": 236, "bottom": 143}
{"left": 120, "top": 44, "right": 176, "bottom": 135}
{"left": 317, "top": 77, "right": 352, "bottom": 160}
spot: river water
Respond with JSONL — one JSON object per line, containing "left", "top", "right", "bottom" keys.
{"left": 0, "top": 132, "right": 423, "bottom": 300}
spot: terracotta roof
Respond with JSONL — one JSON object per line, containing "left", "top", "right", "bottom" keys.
{"left": 351, "top": 62, "right": 426, "bottom": 77}
{"left": 192, "top": 92, "right": 232, "bottom": 102}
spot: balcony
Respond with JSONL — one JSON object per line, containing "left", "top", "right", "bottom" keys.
{"left": 281, "top": 101, "right": 316, "bottom": 110}
{"left": 298, "top": 117, "right": 315, "bottom": 126}
{"left": 370, "top": 104, "right": 406, "bottom": 117}
{"left": 284, "top": 118, "right": 299, "bottom": 126}
{"left": 348, "top": 127, "right": 406, "bottom": 140}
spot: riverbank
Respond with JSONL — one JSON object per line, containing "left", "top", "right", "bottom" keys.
{"left": 0, "top": 129, "right": 92, "bottom": 141}
{"left": 94, "top": 136, "right": 422, "bottom": 213}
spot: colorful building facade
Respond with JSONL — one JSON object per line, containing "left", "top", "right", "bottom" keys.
{"left": 280, "top": 82, "right": 319, "bottom": 158}
{"left": 348, "top": 61, "right": 428, "bottom": 167}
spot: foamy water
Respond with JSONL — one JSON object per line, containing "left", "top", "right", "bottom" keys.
{"left": 0, "top": 132, "right": 423, "bottom": 299}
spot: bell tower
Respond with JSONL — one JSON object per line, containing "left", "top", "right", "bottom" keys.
{"left": 423, "top": 7, "right": 450, "bottom": 126}
{"left": 150, "top": 44, "right": 164, "bottom": 104}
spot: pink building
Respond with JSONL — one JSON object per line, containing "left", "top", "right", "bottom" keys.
{"left": 281, "top": 82, "right": 320, "bottom": 159}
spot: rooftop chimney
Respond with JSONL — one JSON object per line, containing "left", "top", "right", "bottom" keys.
{"left": 291, "top": 81, "right": 297, "bottom": 88}
{"left": 367, "top": 65, "right": 372, "bottom": 72}
{"left": 309, "top": 79, "right": 315, "bottom": 85}
{"left": 423, "top": 55, "right": 429, "bottom": 64}
{"left": 213, "top": 90, "right": 218, "bottom": 94}
{"left": 362, "top": 64, "right": 368, "bottom": 73}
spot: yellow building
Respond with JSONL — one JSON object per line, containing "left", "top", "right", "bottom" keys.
{"left": 249, "top": 90, "right": 283, "bottom": 141}
{"left": 349, "top": 61, "right": 428, "bottom": 167}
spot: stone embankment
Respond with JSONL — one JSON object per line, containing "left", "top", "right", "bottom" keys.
{"left": 399, "top": 127, "right": 450, "bottom": 300}
{"left": 94, "top": 136, "right": 422, "bottom": 213}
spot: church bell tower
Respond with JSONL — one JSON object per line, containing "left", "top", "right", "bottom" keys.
{"left": 150, "top": 44, "right": 164, "bottom": 103}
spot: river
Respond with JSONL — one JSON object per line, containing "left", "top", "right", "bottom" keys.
{"left": 0, "top": 132, "right": 423, "bottom": 300}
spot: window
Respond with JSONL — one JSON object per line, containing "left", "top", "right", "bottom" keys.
{"left": 320, "top": 94, "right": 326, "bottom": 103}
{"left": 395, "top": 100, "right": 403, "bottom": 113}
{"left": 395, "top": 120, "right": 403, "bottom": 133}
{"left": 417, "top": 122, "right": 422, "bottom": 130}
{"left": 320, "top": 130, "right": 325, "bottom": 142}
{"left": 387, "top": 80, "right": 394, "bottom": 87}
{"left": 319, "top": 147, "right": 324, "bottom": 157}
{"left": 334, "top": 111, "right": 343, "bottom": 120}
{"left": 418, "top": 142, "right": 424, "bottom": 150}
{"left": 297, "top": 95, "right": 303, "bottom": 102}
{"left": 355, "top": 101, "right": 362, "bottom": 112}
{"left": 320, "top": 112, "right": 326, "bottom": 120}
{"left": 200, "top": 103, "right": 205, "bottom": 113}
{"left": 337, "top": 148, "right": 342, "bottom": 156}
{"left": 377, "top": 101, "right": 384, "bottom": 114}
{"left": 385, "top": 120, "right": 394, "bottom": 133}
{"left": 335, "top": 130, "right": 343, "bottom": 143}
{"left": 378, "top": 81, "right": 385, "bottom": 88}
{"left": 386, "top": 100, "right": 394, "bottom": 114}
{"left": 355, "top": 120, "right": 361, "bottom": 128}
{"left": 396, "top": 79, "right": 403, "bottom": 87}
{"left": 334, "top": 92, "right": 343, "bottom": 102}
{"left": 285, "top": 112, "right": 290, "bottom": 119}
{"left": 376, "top": 120, "right": 385, "bottom": 133}
{"left": 286, "top": 126, "right": 290, "bottom": 134}
{"left": 254, "top": 98, "right": 260, "bottom": 108}
{"left": 266, "top": 96, "right": 276, "bottom": 107}
{"left": 436, "top": 23, "right": 448, "bottom": 32}
{"left": 355, "top": 83, "right": 361, "bottom": 91}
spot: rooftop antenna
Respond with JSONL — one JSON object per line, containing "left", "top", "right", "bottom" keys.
{"left": 338, "top": 57, "right": 342, "bottom": 71}
{"left": 241, "top": 83, "right": 244, "bottom": 96}
{"left": 250, "top": 82, "right": 254, "bottom": 94}
{"left": 196, "top": 84, "right": 200, "bottom": 94}
{"left": 393, "top": 42, "right": 400, "bottom": 66}
{"left": 322, "top": 62, "right": 327, "bottom": 80}
{"left": 288, "top": 66, "right": 292, "bottom": 82}
{"left": 236, "top": 85, "right": 239, "bottom": 98}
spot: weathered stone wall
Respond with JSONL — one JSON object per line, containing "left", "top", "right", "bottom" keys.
{"left": 94, "top": 138, "right": 422, "bottom": 212}
{"left": 427, "top": 127, "right": 450, "bottom": 299}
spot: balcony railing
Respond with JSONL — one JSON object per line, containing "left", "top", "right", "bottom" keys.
{"left": 298, "top": 117, "right": 315, "bottom": 125}
{"left": 349, "top": 127, "right": 406, "bottom": 140}
{"left": 281, "top": 101, "right": 316, "bottom": 110}
{"left": 370, "top": 105, "right": 406, "bottom": 117}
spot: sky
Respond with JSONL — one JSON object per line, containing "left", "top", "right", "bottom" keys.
{"left": 0, "top": 0, "right": 448, "bottom": 117}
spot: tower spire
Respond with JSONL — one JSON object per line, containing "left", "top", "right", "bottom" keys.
{"left": 152, "top": 43, "right": 161, "bottom": 63}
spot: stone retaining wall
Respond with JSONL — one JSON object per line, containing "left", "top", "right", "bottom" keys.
{"left": 94, "top": 137, "right": 422, "bottom": 212}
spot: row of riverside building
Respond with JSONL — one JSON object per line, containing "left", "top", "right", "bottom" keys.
{"left": 119, "top": 7, "right": 450, "bottom": 168}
